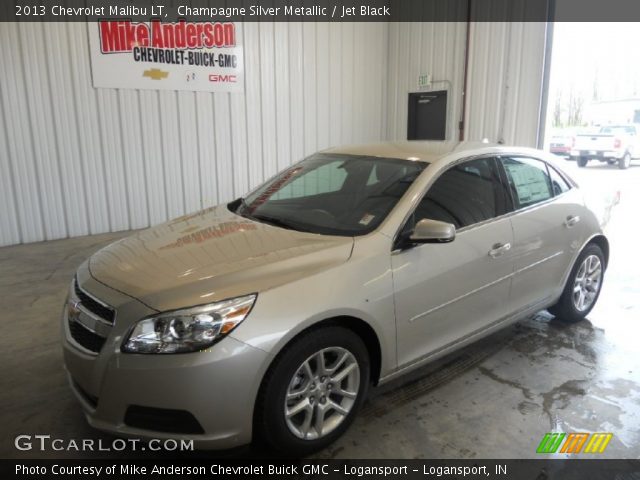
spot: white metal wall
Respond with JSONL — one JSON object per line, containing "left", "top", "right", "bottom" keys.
{"left": 0, "top": 22, "right": 389, "bottom": 246}
{"left": 386, "top": 21, "right": 547, "bottom": 147}
{"left": 465, "top": 22, "right": 547, "bottom": 146}
{"left": 386, "top": 21, "right": 467, "bottom": 141}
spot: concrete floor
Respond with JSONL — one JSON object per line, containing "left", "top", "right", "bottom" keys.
{"left": 1, "top": 162, "right": 638, "bottom": 459}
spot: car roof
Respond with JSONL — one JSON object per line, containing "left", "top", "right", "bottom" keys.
{"left": 322, "top": 141, "right": 546, "bottom": 165}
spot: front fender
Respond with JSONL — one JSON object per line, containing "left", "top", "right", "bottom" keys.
{"left": 229, "top": 235, "right": 397, "bottom": 378}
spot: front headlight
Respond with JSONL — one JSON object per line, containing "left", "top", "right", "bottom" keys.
{"left": 122, "top": 294, "right": 256, "bottom": 354}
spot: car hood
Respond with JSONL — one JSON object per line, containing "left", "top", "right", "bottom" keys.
{"left": 88, "top": 205, "right": 354, "bottom": 312}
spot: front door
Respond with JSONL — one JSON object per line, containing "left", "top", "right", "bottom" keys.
{"left": 392, "top": 156, "right": 515, "bottom": 368}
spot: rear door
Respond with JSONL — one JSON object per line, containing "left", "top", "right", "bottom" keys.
{"left": 499, "top": 156, "right": 585, "bottom": 313}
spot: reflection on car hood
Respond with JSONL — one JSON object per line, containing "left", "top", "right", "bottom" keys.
{"left": 88, "top": 205, "right": 354, "bottom": 312}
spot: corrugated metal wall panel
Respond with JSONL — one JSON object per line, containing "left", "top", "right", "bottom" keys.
{"left": 274, "top": 22, "right": 291, "bottom": 172}
{"left": 139, "top": 90, "right": 168, "bottom": 226}
{"left": 96, "top": 88, "right": 130, "bottom": 231}
{"left": 66, "top": 22, "right": 111, "bottom": 235}
{"left": 47, "top": 22, "right": 96, "bottom": 237}
{"left": 328, "top": 22, "right": 342, "bottom": 146}
{"left": 1, "top": 23, "right": 46, "bottom": 243}
{"left": 0, "top": 90, "right": 21, "bottom": 246}
{"left": 386, "top": 21, "right": 467, "bottom": 142}
{"left": 501, "top": 22, "right": 547, "bottom": 146}
{"left": 466, "top": 21, "right": 547, "bottom": 146}
{"left": 387, "top": 17, "right": 547, "bottom": 147}
{"left": 339, "top": 23, "right": 354, "bottom": 144}
{"left": 259, "top": 22, "right": 278, "bottom": 181}
{"left": 20, "top": 23, "right": 69, "bottom": 241}
{"left": 288, "top": 22, "right": 306, "bottom": 166}
{"left": 466, "top": 22, "right": 509, "bottom": 142}
{"left": 0, "top": 22, "right": 387, "bottom": 247}
{"left": 302, "top": 23, "right": 318, "bottom": 156}
{"left": 244, "top": 22, "right": 265, "bottom": 189}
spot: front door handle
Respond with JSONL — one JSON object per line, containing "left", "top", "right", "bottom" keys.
{"left": 489, "top": 242, "right": 511, "bottom": 258}
{"left": 564, "top": 215, "right": 581, "bottom": 228}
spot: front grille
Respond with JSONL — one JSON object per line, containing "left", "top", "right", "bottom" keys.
{"left": 68, "top": 319, "right": 107, "bottom": 353}
{"left": 124, "top": 405, "right": 205, "bottom": 434}
{"left": 74, "top": 280, "right": 115, "bottom": 324}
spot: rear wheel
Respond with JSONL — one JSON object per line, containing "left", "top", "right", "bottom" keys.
{"left": 256, "top": 326, "right": 370, "bottom": 455}
{"left": 619, "top": 152, "right": 631, "bottom": 169}
{"left": 548, "top": 244, "right": 605, "bottom": 323}
{"left": 577, "top": 156, "right": 589, "bottom": 167}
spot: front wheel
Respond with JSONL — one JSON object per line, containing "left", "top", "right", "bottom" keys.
{"left": 577, "top": 156, "right": 589, "bottom": 167}
{"left": 619, "top": 152, "right": 631, "bottom": 169}
{"left": 256, "top": 326, "right": 370, "bottom": 455}
{"left": 548, "top": 244, "right": 605, "bottom": 323}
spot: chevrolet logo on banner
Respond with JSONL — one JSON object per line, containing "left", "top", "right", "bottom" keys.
{"left": 143, "top": 69, "right": 169, "bottom": 80}
{"left": 537, "top": 432, "right": 612, "bottom": 454}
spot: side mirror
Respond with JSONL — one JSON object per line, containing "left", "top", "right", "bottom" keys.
{"left": 409, "top": 219, "right": 456, "bottom": 244}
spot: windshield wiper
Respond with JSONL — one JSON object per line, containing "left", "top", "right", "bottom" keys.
{"left": 250, "top": 214, "right": 305, "bottom": 232}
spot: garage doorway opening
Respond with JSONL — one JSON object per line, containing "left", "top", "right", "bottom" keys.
{"left": 543, "top": 23, "right": 640, "bottom": 161}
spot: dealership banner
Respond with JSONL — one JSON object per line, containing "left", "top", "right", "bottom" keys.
{"left": 88, "top": 20, "right": 244, "bottom": 92}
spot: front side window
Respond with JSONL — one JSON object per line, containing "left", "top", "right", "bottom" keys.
{"left": 501, "top": 157, "right": 553, "bottom": 209}
{"left": 409, "top": 157, "right": 509, "bottom": 230}
{"left": 235, "top": 154, "right": 428, "bottom": 236}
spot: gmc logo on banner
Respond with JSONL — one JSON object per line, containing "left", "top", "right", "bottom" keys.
{"left": 209, "top": 74, "right": 237, "bottom": 83}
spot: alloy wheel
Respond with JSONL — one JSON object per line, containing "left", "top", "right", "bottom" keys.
{"left": 284, "top": 347, "right": 360, "bottom": 440}
{"left": 572, "top": 254, "right": 602, "bottom": 312}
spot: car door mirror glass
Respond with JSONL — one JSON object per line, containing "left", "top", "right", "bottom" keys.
{"left": 409, "top": 218, "right": 456, "bottom": 243}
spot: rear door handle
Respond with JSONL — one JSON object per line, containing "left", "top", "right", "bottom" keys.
{"left": 489, "top": 242, "right": 511, "bottom": 258}
{"left": 564, "top": 215, "right": 581, "bottom": 228}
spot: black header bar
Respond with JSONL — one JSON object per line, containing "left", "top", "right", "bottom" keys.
{"left": 4, "top": 0, "right": 640, "bottom": 22}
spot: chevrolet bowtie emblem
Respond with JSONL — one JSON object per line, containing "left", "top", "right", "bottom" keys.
{"left": 68, "top": 300, "right": 81, "bottom": 319}
{"left": 143, "top": 69, "right": 169, "bottom": 80}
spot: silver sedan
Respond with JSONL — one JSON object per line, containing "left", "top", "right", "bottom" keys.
{"left": 62, "top": 142, "right": 608, "bottom": 454}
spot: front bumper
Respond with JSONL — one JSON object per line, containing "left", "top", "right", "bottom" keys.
{"left": 61, "top": 266, "right": 271, "bottom": 449}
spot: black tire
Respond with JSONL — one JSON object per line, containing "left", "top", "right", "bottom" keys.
{"left": 548, "top": 244, "right": 605, "bottom": 323}
{"left": 577, "top": 156, "right": 588, "bottom": 167}
{"left": 619, "top": 152, "right": 631, "bottom": 169}
{"left": 256, "top": 326, "right": 370, "bottom": 455}
{"left": 607, "top": 158, "right": 617, "bottom": 165}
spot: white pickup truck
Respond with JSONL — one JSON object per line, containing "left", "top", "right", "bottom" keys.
{"left": 571, "top": 124, "right": 640, "bottom": 169}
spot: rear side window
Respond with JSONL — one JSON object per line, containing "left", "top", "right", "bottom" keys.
{"left": 413, "top": 157, "right": 509, "bottom": 229}
{"left": 547, "top": 165, "right": 572, "bottom": 196}
{"left": 502, "top": 157, "right": 553, "bottom": 209}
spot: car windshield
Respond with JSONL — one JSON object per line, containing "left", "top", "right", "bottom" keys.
{"left": 600, "top": 126, "right": 635, "bottom": 135}
{"left": 231, "top": 153, "right": 428, "bottom": 236}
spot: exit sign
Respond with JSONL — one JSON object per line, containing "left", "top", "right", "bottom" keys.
{"left": 418, "top": 73, "right": 432, "bottom": 89}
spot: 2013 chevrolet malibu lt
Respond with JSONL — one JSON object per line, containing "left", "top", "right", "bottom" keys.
{"left": 62, "top": 142, "right": 608, "bottom": 454}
